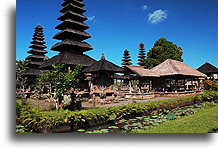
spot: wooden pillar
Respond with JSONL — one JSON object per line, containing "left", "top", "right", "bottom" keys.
{"left": 149, "top": 79, "right": 151, "bottom": 93}
{"left": 191, "top": 78, "right": 194, "bottom": 91}
{"left": 194, "top": 78, "right": 197, "bottom": 90}
{"left": 67, "top": 66, "right": 71, "bottom": 73}
{"left": 129, "top": 80, "right": 133, "bottom": 93}
{"left": 197, "top": 79, "right": 200, "bottom": 90}
{"left": 175, "top": 77, "right": 178, "bottom": 92}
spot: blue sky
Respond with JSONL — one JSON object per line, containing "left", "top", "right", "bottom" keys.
{"left": 16, "top": 0, "right": 217, "bottom": 69}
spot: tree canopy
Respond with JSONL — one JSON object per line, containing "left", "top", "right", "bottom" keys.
{"left": 37, "top": 64, "right": 82, "bottom": 99}
{"left": 16, "top": 60, "right": 30, "bottom": 73}
{"left": 144, "top": 38, "right": 183, "bottom": 69}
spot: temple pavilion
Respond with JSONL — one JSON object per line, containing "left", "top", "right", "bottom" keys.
{"left": 83, "top": 54, "right": 124, "bottom": 87}
{"left": 150, "top": 59, "right": 206, "bottom": 92}
{"left": 122, "top": 66, "right": 159, "bottom": 93}
{"left": 197, "top": 62, "right": 218, "bottom": 80}
{"left": 40, "top": 0, "right": 96, "bottom": 70}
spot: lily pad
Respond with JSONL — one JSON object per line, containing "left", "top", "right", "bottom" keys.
{"left": 167, "top": 113, "right": 176, "bottom": 120}
{"left": 108, "top": 126, "right": 119, "bottom": 129}
{"left": 77, "top": 129, "right": 86, "bottom": 132}
{"left": 100, "top": 129, "right": 109, "bottom": 133}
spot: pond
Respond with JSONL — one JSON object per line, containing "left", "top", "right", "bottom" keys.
{"left": 75, "top": 102, "right": 213, "bottom": 133}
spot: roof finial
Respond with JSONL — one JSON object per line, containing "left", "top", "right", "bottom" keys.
{"left": 140, "top": 42, "right": 144, "bottom": 48}
{"left": 101, "top": 53, "right": 105, "bottom": 60}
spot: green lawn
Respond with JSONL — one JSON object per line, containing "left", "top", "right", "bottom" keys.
{"left": 132, "top": 105, "right": 218, "bottom": 133}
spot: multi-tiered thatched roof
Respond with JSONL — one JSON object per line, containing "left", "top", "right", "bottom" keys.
{"left": 21, "top": 24, "right": 48, "bottom": 76}
{"left": 121, "top": 50, "right": 132, "bottom": 66}
{"left": 137, "top": 43, "right": 146, "bottom": 66}
{"left": 41, "top": 0, "right": 95, "bottom": 68}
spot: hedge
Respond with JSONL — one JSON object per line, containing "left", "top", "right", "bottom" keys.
{"left": 16, "top": 90, "right": 218, "bottom": 133}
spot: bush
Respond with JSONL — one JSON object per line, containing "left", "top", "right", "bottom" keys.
{"left": 204, "top": 80, "right": 213, "bottom": 90}
{"left": 204, "top": 80, "right": 218, "bottom": 91}
{"left": 16, "top": 91, "right": 218, "bottom": 133}
{"left": 212, "top": 80, "right": 218, "bottom": 90}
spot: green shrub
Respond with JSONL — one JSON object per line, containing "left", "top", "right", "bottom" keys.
{"left": 16, "top": 90, "right": 218, "bottom": 133}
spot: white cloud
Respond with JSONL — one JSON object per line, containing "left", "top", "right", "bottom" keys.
{"left": 87, "top": 16, "right": 96, "bottom": 21}
{"left": 142, "top": 5, "right": 148, "bottom": 10}
{"left": 148, "top": 10, "right": 168, "bottom": 24}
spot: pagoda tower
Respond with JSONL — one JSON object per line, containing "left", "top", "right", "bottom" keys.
{"left": 40, "top": 0, "right": 95, "bottom": 69}
{"left": 137, "top": 43, "right": 146, "bottom": 66}
{"left": 22, "top": 24, "right": 48, "bottom": 76}
{"left": 121, "top": 49, "right": 132, "bottom": 67}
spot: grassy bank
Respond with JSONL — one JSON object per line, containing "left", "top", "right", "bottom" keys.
{"left": 132, "top": 105, "right": 218, "bottom": 133}
{"left": 16, "top": 90, "right": 218, "bottom": 133}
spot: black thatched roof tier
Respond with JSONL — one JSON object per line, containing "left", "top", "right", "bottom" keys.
{"left": 26, "top": 55, "right": 48, "bottom": 60}
{"left": 197, "top": 62, "right": 218, "bottom": 74}
{"left": 121, "top": 62, "right": 132, "bottom": 65}
{"left": 60, "top": 3, "right": 86, "bottom": 13}
{"left": 29, "top": 44, "right": 47, "bottom": 49}
{"left": 53, "top": 28, "right": 91, "bottom": 41}
{"left": 32, "top": 37, "right": 45, "bottom": 41}
{"left": 40, "top": 51, "right": 96, "bottom": 68}
{"left": 20, "top": 69, "right": 42, "bottom": 76}
{"left": 58, "top": 10, "right": 87, "bottom": 21}
{"left": 138, "top": 55, "right": 146, "bottom": 59}
{"left": 26, "top": 61, "right": 44, "bottom": 67}
{"left": 30, "top": 40, "right": 46, "bottom": 45}
{"left": 122, "top": 59, "right": 131, "bottom": 62}
{"left": 62, "top": 0, "right": 85, "bottom": 7}
{"left": 83, "top": 54, "right": 124, "bottom": 73}
{"left": 139, "top": 52, "right": 146, "bottom": 56}
{"left": 51, "top": 39, "right": 92, "bottom": 52}
{"left": 55, "top": 18, "right": 89, "bottom": 30}
{"left": 33, "top": 33, "right": 44, "bottom": 37}
{"left": 27, "top": 49, "right": 48, "bottom": 54}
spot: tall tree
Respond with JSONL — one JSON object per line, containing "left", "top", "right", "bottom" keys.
{"left": 144, "top": 38, "right": 183, "bottom": 69}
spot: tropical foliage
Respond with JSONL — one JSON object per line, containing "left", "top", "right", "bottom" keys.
{"left": 16, "top": 60, "right": 30, "bottom": 72}
{"left": 204, "top": 80, "right": 218, "bottom": 91}
{"left": 36, "top": 63, "right": 82, "bottom": 99}
{"left": 16, "top": 60, "right": 30, "bottom": 88}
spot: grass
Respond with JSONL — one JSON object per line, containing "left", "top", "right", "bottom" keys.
{"left": 132, "top": 105, "right": 218, "bottom": 133}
